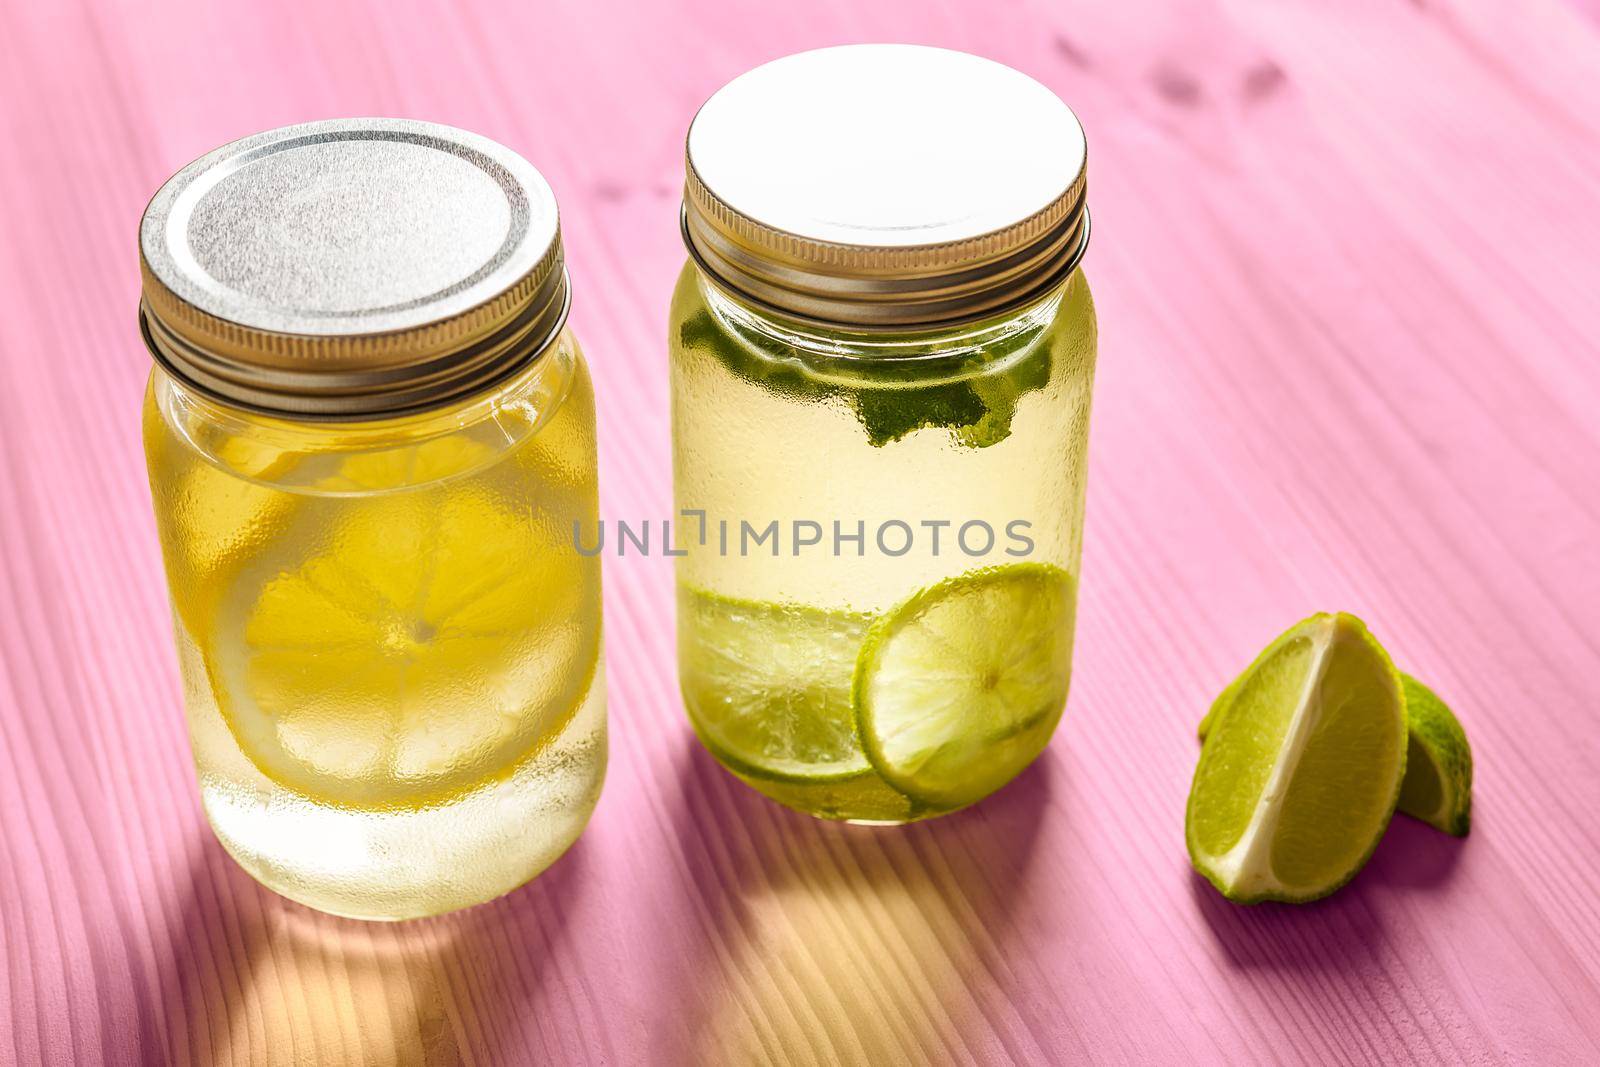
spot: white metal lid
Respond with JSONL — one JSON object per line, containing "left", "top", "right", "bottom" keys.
{"left": 683, "top": 45, "right": 1089, "bottom": 328}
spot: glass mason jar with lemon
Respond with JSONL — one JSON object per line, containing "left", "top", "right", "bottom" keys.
{"left": 670, "top": 47, "right": 1098, "bottom": 823}
{"left": 140, "top": 120, "right": 604, "bottom": 919}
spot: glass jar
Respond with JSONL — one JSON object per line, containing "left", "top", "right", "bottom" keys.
{"left": 670, "top": 46, "right": 1096, "bottom": 823}
{"left": 139, "top": 120, "right": 605, "bottom": 919}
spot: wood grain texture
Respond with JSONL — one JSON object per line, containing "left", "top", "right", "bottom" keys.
{"left": 2, "top": 0, "right": 1599, "bottom": 1063}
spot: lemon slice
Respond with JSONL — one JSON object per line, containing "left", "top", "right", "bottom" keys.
{"left": 1187, "top": 613, "right": 1407, "bottom": 903}
{"left": 207, "top": 489, "right": 599, "bottom": 809}
{"left": 165, "top": 462, "right": 289, "bottom": 582}
{"left": 145, "top": 401, "right": 302, "bottom": 636}
{"left": 853, "top": 564, "right": 1076, "bottom": 811}
{"left": 320, "top": 435, "right": 497, "bottom": 493}
{"left": 215, "top": 434, "right": 300, "bottom": 482}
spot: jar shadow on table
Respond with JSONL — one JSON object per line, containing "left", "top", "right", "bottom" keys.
{"left": 651, "top": 735, "right": 1060, "bottom": 1065}
{"left": 1188, "top": 814, "right": 1469, "bottom": 974}
{"left": 137, "top": 826, "right": 590, "bottom": 1066}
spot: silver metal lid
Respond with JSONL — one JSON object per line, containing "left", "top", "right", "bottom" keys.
{"left": 683, "top": 45, "right": 1089, "bottom": 329}
{"left": 139, "top": 118, "right": 569, "bottom": 418}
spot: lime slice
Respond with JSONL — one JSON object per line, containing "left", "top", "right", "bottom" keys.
{"left": 853, "top": 564, "right": 1076, "bottom": 811}
{"left": 206, "top": 488, "right": 599, "bottom": 809}
{"left": 677, "top": 586, "right": 873, "bottom": 782}
{"left": 1186, "top": 613, "right": 1406, "bottom": 903}
{"left": 1396, "top": 675, "right": 1473, "bottom": 836}
{"left": 1200, "top": 670, "right": 1471, "bottom": 837}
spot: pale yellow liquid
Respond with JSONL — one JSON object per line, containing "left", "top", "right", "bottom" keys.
{"left": 670, "top": 268, "right": 1098, "bottom": 822}
{"left": 144, "top": 336, "right": 604, "bottom": 919}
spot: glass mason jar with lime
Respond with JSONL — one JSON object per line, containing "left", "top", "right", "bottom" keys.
{"left": 140, "top": 120, "right": 605, "bottom": 919}
{"left": 670, "top": 46, "right": 1097, "bottom": 823}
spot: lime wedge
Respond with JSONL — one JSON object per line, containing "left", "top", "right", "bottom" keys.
{"left": 1396, "top": 676, "right": 1473, "bottom": 836}
{"left": 1186, "top": 613, "right": 1406, "bottom": 903}
{"left": 853, "top": 564, "right": 1076, "bottom": 811}
{"left": 1200, "top": 669, "right": 1471, "bottom": 837}
{"left": 1196, "top": 680, "right": 1233, "bottom": 741}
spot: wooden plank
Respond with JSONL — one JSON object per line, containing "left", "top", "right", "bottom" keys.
{"left": 1, "top": 0, "right": 1598, "bottom": 1062}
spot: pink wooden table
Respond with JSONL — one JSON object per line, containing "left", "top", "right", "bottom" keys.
{"left": 4, "top": 1, "right": 1600, "bottom": 1063}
